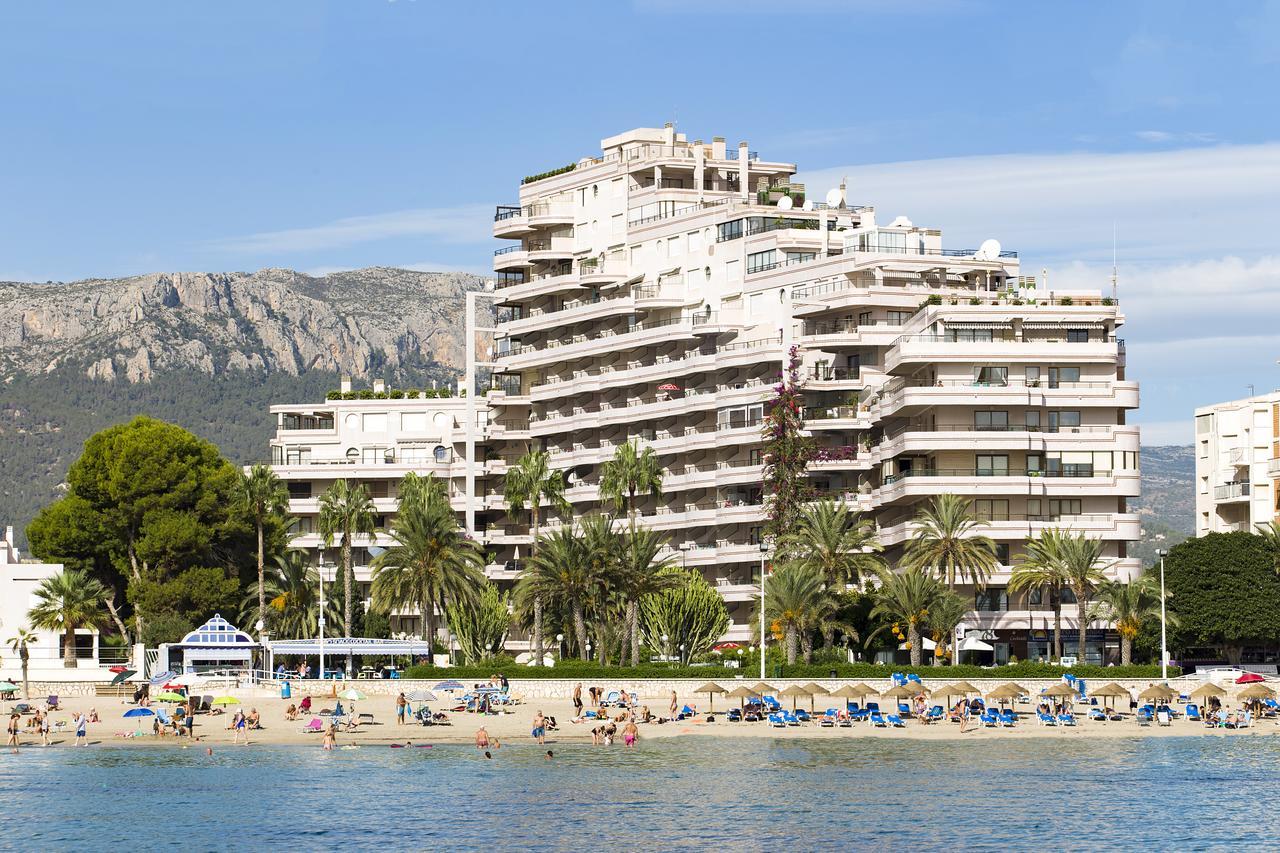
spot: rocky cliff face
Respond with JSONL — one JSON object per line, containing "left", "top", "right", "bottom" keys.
{"left": 0, "top": 267, "right": 485, "bottom": 383}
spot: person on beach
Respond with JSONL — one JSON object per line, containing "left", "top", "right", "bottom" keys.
{"left": 531, "top": 711, "right": 546, "bottom": 745}
{"left": 572, "top": 683, "right": 583, "bottom": 717}
{"left": 7, "top": 712, "right": 20, "bottom": 753}
{"left": 232, "top": 710, "right": 248, "bottom": 744}
{"left": 37, "top": 710, "right": 51, "bottom": 746}
{"left": 475, "top": 726, "right": 490, "bottom": 749}
{"left": 396, "top": 693, "right": 407, "bottom": 725}
{"left": 322, "top": 723, "right": 336, "bottom": 750}
{"left": 669, "top": 691, "right": 678, "bottom": 718}
{"left": 75, "top": 711, "right": 88, "bottom": 746}
{"left": 299, "top": 695, "right": 312, "bottom": 714}
{"left": 285, "top": 704, "right": 299, "bottom": 721}
{"left": 87, "top": 708, "right": 99, "bottom": 723}
{"left": 623, "top": 720, "right": 638, "bottom": 748}
{"left": 959, "top": 700, "right": 970, "bottom": 733}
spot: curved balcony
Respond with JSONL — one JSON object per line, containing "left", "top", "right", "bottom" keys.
{"left": 872, "top": 424, "right": 1140, "bottom": 462}
{"left": 579, "top": 259, "right": 628, "bottom": 286}
{"left": 803, "top": 405, "right": 872, "bottom": 431}
{"left": 528, "top": 237, "right": 575, "bottom": 264}
{"left": 502, "top": 291, "right": 635, "bottom": 337}
{"left": 632, "top": 283, "right": 686, "bottom": 311}
{"left": 871, "top": 378, "right": 1139, "bottom": 418}
{"left": 873, "top": 468, "right": 1141, "bottom": 504}
{"left": 494, "top": 270, "right": 584, "bottom": 305}
{"left": 798, "top": 319, "right": 905, "bottom": 349}
{"left": 492, "top": 244, "right": 531, "bottom": 271}
{"left": 691, "top": 309, "right": 745, "bottom": 336}
{"left": 885, "top": 333, "right": 1122, "bottom": 374}
{"left": 806, "top": 365, "right": 863, "bottom": 391}
{"left": 496, "top": 316, "right": 698, "bottom": 371}
{"left": 493, "top": 205, "right": 533, "bottom": 238}
{"left": 876, "top": 512, "right": 1141, "bottom": 547}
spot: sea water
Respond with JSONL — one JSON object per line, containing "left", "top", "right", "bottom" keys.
{"left": 1, "top": 736, "right": 1274, "bottom": 850}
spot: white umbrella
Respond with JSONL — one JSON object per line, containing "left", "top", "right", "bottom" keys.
{"left": 958, "top": 636, "right": 994, "bottom": 652}
{"left": 898, "top": 637, "right": 937, "bottom": 651}
{"left": 172, "top": 673, "right": 203, "bottom": 687}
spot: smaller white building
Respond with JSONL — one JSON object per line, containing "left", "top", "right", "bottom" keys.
{"left": 0, "top": 524, "right": 103, "bottom": 678}
{"left": 1194, "top": 393, "right": 1280, "bottom": 535}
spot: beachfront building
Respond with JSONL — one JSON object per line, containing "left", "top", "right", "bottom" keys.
{"left": 0, "top": 524, "right": 108, "bottom": 678}
{"left": 485, "top": 125, "right": 1141, "bottom": 663}
{"left": 266, "top": 378, "right": 516, "bottom": 639}
{"left": 1193, "top": 391, "right": 1280, "bottom": 535}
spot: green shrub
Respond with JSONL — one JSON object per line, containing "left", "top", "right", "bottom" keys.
{"left": 522, "top": 163, "right": 577, "bottom": 185}
{"left": 406, "top": 389, "right": 420, "bottom": 399}
{"left": 326, "top": 390, "right": 341, "bottom": 400}
{"left": 1101, "top": 296, "right": 1114, "bottom": 306}
{"left": 389, "top": 389, "right": 404, "bottom": 399}
{"left": 342, "top": 391, "right": 359, "bottom": 400}
{"left": 1059, "top": 296, "right": 1074, "bottom": 305}
{"left": 438, "top": 387, "right": 453, "bottom": 398}
{"left": 968, "top": 297, "right": 981, "bottom": 305}
{"left": 357, "top": 389, "right": 375, "bottom": 400}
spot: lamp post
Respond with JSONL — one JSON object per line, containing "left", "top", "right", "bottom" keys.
{"left": 679, "top": 541, "right": 692, "bottom": 570}
{"left": 556, "top": 633, "right": 564, "bottom": 660}
{"left": 662, "top": 634, "right": 670, "bottom": 664}
{"left": 317, "top": 551, "right": 327, "bottom": 681}
{"left": 759, "top": 539, "right": 769, "bottom": 681}
{"left": 1157, "top": 548, "right": 1169, "bottom": 681}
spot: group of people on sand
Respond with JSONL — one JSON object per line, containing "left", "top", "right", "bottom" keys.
{"left": 6, "top": 706, "right": 97, "bottom": 751}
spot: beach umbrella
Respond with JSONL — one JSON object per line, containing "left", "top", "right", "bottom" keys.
{"left": 405, "top": 689, "right": 436, "bottom": 703}
{"left": 1041, "top": 683, "right": 1078, "bottom": 699}
{"left": 936, "top": 681, "right": 982, "bottom": 706}
{"left": 1188, "top": 683, "right": 1225, "bottom": 702}
{"left": 1236, "top": 683, "right": 1276, "bottom": 700}
{"left": 434, "top": 680, "right": 465, "bottom": 691}
{"left": 1137, "top": 683, "right": 1180, "bottom": 703}
{"left": 172, "top": 673, "right": 204, "bottom": 687}
{"left": 779, "top": 684, "right": 812, "bottom": 711}
{"left": 802, "top": 683, "right": 829, "bottom": 712}
{"left": 748, "top": 682, "right": 777, "bottom": 696}
{"left": 0, "top": 682, "right": 19, "bottom": 693}
{"left": 339, "top": 688, "right": 366, "bottom": 702}
{"left": 1236, "top": 672, "right": 1266, "bottom": 684}
{"left": 122, "top": 707, "right": 155, "bottom": 718}
{"left": 211, "top": 696, "right": 240, "bottom": 707}
{"left": 149, "top": 671, "right": 176, "bottom": 686}
{"left": 695, "top": 682, "right": 726, "bottom": 713}
{"left": 726, "top": 684, "right": 759, "bottom": 709}
{"left": 881, "top": 683, "right": 921, "bottom": 700}
{"left": 830, "top": 683, "right": 876, "bottom": 699}
{"left": 1088, "top": 682, "right": 1132, "bottom": 714}
{"left": 985, "top": 683, "right": 1024, "bottom": 710}
{"left": 109, "top": 670, "right": 137, "bottom": 686}
{"left": 154, "top": 691, "right": 186, "bottom": 702}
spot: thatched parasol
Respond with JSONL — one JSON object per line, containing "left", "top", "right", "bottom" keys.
{"left": 695, "top": 682, "right": 726, "bottom": 713}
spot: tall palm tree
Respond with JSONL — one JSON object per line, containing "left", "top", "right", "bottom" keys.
{"left": 781, "top": 498, "right": 883, "bottom": 589}
{"left": 1256, "top": 520, "right": 1280, "bottom": 573}
{"left": 926, "top": 590, "right": 970, "bottom": 665}
{"left": 238, "top": 464, "right": 291, "bottom": 640}
{"left": 901, "top": 494, "right": 998, "bottom": 662}
{"left": 1087, "top": 576, "right": 1165, "bottom": 665}
{"left": 1009, "top": 528, "right": 1069, "bottom": 660}
{"left": 759, "top": 562, "right": 832, "bottom": 665}
{"left": 370, "top": 488, "right": 486, "bottom": 660}
{"left": 317, "top": 479, "right": 376, "bottom": 638}
{"left": 599, "top": 440, "right": 663, "bottom": 524}
{"left": 398, "top": 471, "right": 446, "bottom": 514}
{"left": 1057, "top": 533, "right": 1112, "bottom": 664}
{"left": 6, "top": 629, "right": 36, "bottom": 699}
{"left": 869, "top": 566, "right": 942, "bottom": 667}
{"left": 616, "top": 525, "right": 678, "bottom": 666}
{"left": 240, "top": 550, "right": 337, "bottom": 640}
{"left": 504, "top": 450, "right": 569, "bottom": 665}
{"left": 514, "top": 524, "right": 607, "bottom": 660}
{"left": 26, "top": 570, "right": 108, "bottom": 669}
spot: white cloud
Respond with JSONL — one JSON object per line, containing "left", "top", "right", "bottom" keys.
{"left": 797, "top": 142, "right": 1280, "bottom": 264}
{"left": 207, "top": 204, "right": 493, "bottom": 254}
{"left": 1135, "top": 420, "right": 1192, "bottom": 446}
{"left": 1134, "top": 130, "right": 1217, "bottom": 144}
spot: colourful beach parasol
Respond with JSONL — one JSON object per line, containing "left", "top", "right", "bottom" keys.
{"left": 211, "top": 696, "right": 240, "bottom": 707}
{"left": 154, "top": 691, "right": 186, "bottom": 702}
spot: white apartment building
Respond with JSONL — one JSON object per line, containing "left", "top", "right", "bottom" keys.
{"left": 486, "top": 125, "right": 1141, "bottom": 664}
{"left": 1194, "top": 392, "right": 1280, "bottom": 535}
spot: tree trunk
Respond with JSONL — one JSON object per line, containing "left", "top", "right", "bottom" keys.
{"left": 1121, "top": 635, "right": 1132, "bottom": 667}
{"left": 801, "top": 631, "right": 813, "bottom": 664}
{"left": 103, "top": 591, "right": 130, "bottom": 648}
{"left": 785, "top": 627, "right": 797, "bottom": 665}
{"left": 424, "top": 603, "right": 436, "bottom": 667}
{"left": 627, "top": 600, "right": 640, "bottom": 667}
{"left": 342, "top": 536, "right": 353, "bottom": 637}
{"left": 1076, "top": 589, "right": 1089, "bottom": 664}
{"left": 1052, "top": 589, "right": 1063, "bottom": 660}
{"left": 573, "top": 604, "right": 589, "bottom": 661}
{"left": 531, "top": 505, "right": 544, "bottom": 666}
{"left": 947, "top": 565, "right": 957, "bottom": 666}
{"left": 20, "top": 649, "right": 29, "bottom": 700}
{"left": 908, "top": 623, "right": 922, "bottom": 667}
{"left": 257, "top": 522, "right": 267, "bottom": 639}
{"left": 63, "top": 627, "right": 77, "bottom": 669}
{"left": 127, "top": 537, "right": 144, "bottom": 641}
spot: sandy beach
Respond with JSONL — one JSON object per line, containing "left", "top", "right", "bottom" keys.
{"left": 7, "top": 686, "right": 1278, "bottom": 750}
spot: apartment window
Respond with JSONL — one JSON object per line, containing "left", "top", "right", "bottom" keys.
{"left": 717, "top": 219, "right": 743, "bottom": 242}
{"left": 668, "top": 234, "right": 684, "bottom": 257}
{"left": 287, "top": 516, "right": 314, "bottom": 535}
{"left": 612, "top": 178, "right": 624, "bottom": 198}
{"left": 975, "top": 366, "right": 1008, "bottom": 386}
{"left": 887, "top": 310, "right": 911, "bottom": 325}
{"left": 1048, "top": 366, "right": 1081, "bottom": 387}
{"left": 611, "top": 214, "right": 623, "bottom": 235}
{"left": 1196, "top": 413, "right": 1214, "bottom": 434}
{"left": 947, "top": 328, "right": 993, "bottom": 343}
{"left": 973, "top": 499, "right": 1010, "bottom": 521}
{"left": 975, "top": 411, "right": 1009, "bottom": 431}
{"left": 362, "top": 446, "right": 391, "bottom": 465}
{"left": 284, "top": 447, "right": 311, "bottom": 465}
{"left": 995, "top": 543, "right": 1011, "bottom": 565}
{"left": 746, "top": 250, "right": 777, "bottom": 274}
{"left": 592, "top": 184, "right": 598, "bottom": 198}
{"left": 434, "top": 445, "right": 450, "bottom": 463}
{"left": 688, "top": 230, "right": 703, "bottom": 254}
{"left": 287, "top": 481, "right": 311, "bottom": 499}
{"left": 975, "top": 588, "right": 1008, "bottom": 612}
{"left": 976, "top": 454, "right": 1009, "bottom": 476}
{"left": 1066, "top": 329, "right": 1089, "bottom": 343}
{"left": 1048, "top": 410, "right": 1082, "bottom": 432}
{"left": 858, "top": 311, "right": 873, "bottom": 326}
{"left": 1025, "top": 366, "right": 1041, "bottom": 386}
{"left": 726, "top": 259, "right": 742, "bottom": 282}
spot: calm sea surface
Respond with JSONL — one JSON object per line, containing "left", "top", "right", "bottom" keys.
{"left": 1, "top": 735, "right": 1275, "bottom": 850}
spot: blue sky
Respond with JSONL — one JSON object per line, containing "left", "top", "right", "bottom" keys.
{"left": 3, "top": 1, "right": 1280, "bottom": 443}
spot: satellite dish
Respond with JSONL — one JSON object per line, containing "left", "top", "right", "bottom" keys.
{"left": 975, "top": 239, "right": 1002, "bottom": 260}
{"left": 888, "top": 215, "right": 913, "bottom": 228}
{"left": 825, "top": 187, "right": 844, "bottom": 208}
{"left": 801, "top": 199, "right": 814, "bottom": 211}
{"left": 776, "top": 195, "right": 794, "bottom": 211}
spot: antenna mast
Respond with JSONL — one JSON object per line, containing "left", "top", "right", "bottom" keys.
{"left": 1111, "top": 222, "right": 1118, "bottom": 302}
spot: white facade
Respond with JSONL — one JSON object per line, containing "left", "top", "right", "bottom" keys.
{"left": 1194, "top": 392, "right": 1280, "bottom": 535}
{"left": 0, "top": 524, "right": 103, "bottom": 678}
{"left": 486, "top": 125, "right": 1140, "bottom": 664}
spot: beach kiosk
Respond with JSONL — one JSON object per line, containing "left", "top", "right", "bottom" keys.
{"left": 157, "top": 614, "right": 260, "bottom": 675}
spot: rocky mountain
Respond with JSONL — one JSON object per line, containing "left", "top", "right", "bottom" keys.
{"left": 1131, "top": 444, "right": 1196, "bottom": 568}
{"left": 0, "top": 267, "right": 485, "bottom": 542}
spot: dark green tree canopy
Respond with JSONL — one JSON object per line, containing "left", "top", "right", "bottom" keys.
{"left": 1163, "top": 532, "right": 1280, "bottom": 661}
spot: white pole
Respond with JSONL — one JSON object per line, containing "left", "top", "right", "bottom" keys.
{"left": 759, "top": 544, "right": 768, "bottom": 681}
{"left": 318, "top": 551, "right": 326, "bottom": 681}
{"left": 1159, "top": 551, "right": 1168, "bottom": 681}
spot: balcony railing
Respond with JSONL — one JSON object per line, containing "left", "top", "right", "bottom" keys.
{"left": 1214, "top": 481, "right": 1251, "bottom": 500}
{"left": 882, "top": 466, "right": 1100, "bottom": 484}
{"left": 881, "top": 422, "right": 1115, "bottom": 438}
{"left": 804, "top": 405, "right": 865, "bottom": 421}
{"left": 494, "top": 245, "right": 524, "bottom": 256}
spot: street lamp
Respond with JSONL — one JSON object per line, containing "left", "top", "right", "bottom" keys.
{"left": 679, "top": 541, "right": 692, "bottom": 569}
{"left": 555, "top": 633, "right": 564, "bottom": 660}
{"left": 759, "top": 539, "right": 770, "bottom": 680}
{"left": 662, "top": 634, "right": 670, "bottom": 663}
{"left": 316, "top": 551, "right": 327, "bottom": 681}
{"left": 1157, "top": 548, "right": 1169, "bottom": 681}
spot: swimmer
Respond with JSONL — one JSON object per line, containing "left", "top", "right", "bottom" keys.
{"left": 483, "top": 750, "right": 492, "bottom": 759}
{"left": 545, "top": 750, "right": 553, "bottom": 760}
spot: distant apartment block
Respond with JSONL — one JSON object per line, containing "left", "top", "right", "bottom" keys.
{"left": 1194, "top": 392, "right": 1280, "bottom": 536}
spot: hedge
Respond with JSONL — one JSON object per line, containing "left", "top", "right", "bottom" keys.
{"left": 403, "top": 661, "right": 1177, "bottom": 681}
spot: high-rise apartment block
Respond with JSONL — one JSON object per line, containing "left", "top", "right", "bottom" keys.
{"left": 269, "top": 125, "right": 1141, "bottom": 665}
{"left": 1194, "top": 392, "right": 1280, "bottom": 536}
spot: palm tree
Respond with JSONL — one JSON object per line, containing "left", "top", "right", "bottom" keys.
{"left": 925, "top": 590, "right": 970, "bottom": 665}
{"left": 1057, "top": 533, "right": 1112, "bottom": 664}
{"left": 616, "top": 525, "right": 678, "bottom": 665}
{"left": 1256, "top": 520, "right": 1280, "bottom": 573}
{"left": 370, "top": 488, "right": 486, "bottom": 660}
{"left": 1009, "top": 528, "right": 1069, "bottom": 660}
{"left": 869, "top": 567, "right": 942, "bottom": 667}
{"left": 504, "top": 450, "right": 569, "bottom": 665}
{"left": 514, "top": 523, "right": 607, "bottom": 660}
{"left": 6, "top": 629, "right": 36, "bottom": 699}
{"left": 1088, "top": 576, "right": 1165, "bottom": 665}
{"left": 317, "top": 479, "right": 376, "bottom": 638}
{"left": 238, "top": 464, "right": 291, "bottom": 640}
{"left": 759, "top": 562, "right": 831, "bottom": 665}
{"left": 901, "top": 494, "right": 998, "bottom": 663}
{"left": 240, "top": 550, "right": 335, "bottom": 640}
{"left": 26, "top": 570, "right": 108, "bottom": 669}
{"left": 599, "top": 440, "right": 663, "bottom": 524}
{"left": 781, "top": 498, "right": 883, "bottom": 589}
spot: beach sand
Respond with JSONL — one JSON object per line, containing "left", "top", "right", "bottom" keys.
{"left": 6, "top": 687, "right": 1276, "bottom": 750}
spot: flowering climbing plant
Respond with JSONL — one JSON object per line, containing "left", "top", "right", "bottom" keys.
{"left": 762, "top": 345, "right": 815, "bottom": 540}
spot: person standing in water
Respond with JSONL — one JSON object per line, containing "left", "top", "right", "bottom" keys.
{"left": 396, "top": 693, "right": 407, "bottom": 725}
{"left": 75, "top": 711, "right": 88, "bottom": 746}
{"left": 322, "top": 723, "right": 336, "bottom": 750}
{"left": 531, "top": 710, "right": 546, "bottom": 745}
{"left": 475, "top": 726, "right": 490, "bottom": 749}
{"left": 6, "top": 712, "right": 20, "bottom": 753}
{"left": 623, "top": 720, "right": 639, "bottom": 748}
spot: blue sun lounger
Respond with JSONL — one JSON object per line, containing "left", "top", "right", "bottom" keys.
{"left": 1057, "top": 713, "right": 1076, "bottom": 726}
{"left": 768, "top": 712, "right": 786, "bottom": 728}
{"left": 886, "top": 714, "right": 907, "bottom": 728}
{"left": 869, "top": 711, "right": 887, "bottom": 727}
{"left": 1037, "top": 712, "right": 1057, "bottom": 726}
